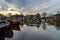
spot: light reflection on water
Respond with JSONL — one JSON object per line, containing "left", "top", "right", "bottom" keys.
{"left": 5, "top": 22, "right": 60, "bottom": 40}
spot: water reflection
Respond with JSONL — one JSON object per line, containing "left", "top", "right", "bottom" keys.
{"left": 5, "top": 24, "right": 21, "bottom": 39}
{"left": 55, "top": 26, "right": 60, "bottom": 31}
{"left": 5, "top": 22, "right": 60, "bottom": 40}
{"left": 12, "top": 25, "right": 21, "bottom": 31}
{"left": 26, "top": 23, "right": 41, "bottom": 29}
{"left": 42, "top": 22, "right": 46, "bottom": 30}
{"left": 8, "top": 22, "right": 60, "bottom": 38}
{"left": 5, "top": 30, "right": 13, "bottom": 38}
{"left": 47, "top": 22, "right": 60, "bottom": 31}
{"left": 55, "top": 22, "right": 60, "bottom": 31}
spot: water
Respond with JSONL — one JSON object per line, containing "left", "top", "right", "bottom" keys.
{"left": 5, "top": 22, "right": 60, "bottom": 40}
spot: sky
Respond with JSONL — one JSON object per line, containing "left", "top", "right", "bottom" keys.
{"left": 0, "top": 0, "right": 60, "bottom": 15}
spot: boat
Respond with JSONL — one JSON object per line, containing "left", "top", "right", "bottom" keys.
{"left": 12, "top": 20, "right": 21, "bottom": 31}
{"left": 0, "top": 20, "right": 20, "bottom": 38}
{"left": 0, "top": 21, "right": 9, "bottom": 30}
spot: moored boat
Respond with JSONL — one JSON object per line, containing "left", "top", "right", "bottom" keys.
{"left": 11, "top": 20, "right": 21, "bottom": 31}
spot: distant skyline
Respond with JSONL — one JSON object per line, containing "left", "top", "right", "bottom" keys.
{"left": 0, "top": 0, "right": 60, "bottom": 15}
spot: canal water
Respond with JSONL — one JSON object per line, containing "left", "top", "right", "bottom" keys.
{"left": 5, "top": 22, "right": 60, "bottom": 40}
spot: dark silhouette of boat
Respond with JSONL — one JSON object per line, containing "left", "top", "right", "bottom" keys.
{"left": 12, "top": 21, "right": 21, "bottom": 31}
{"left": 0, "top": 20, "right": 20, "bottom": 40}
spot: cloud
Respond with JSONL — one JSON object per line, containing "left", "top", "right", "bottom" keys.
{"left": 0, "top": 0, "right": 8, "bottom": 10}
{"left": 0, "top": 0, "right": 60, "bottom": 15}
{"left": 29, "top": 0, "right": 60, "bottom": 13}
{"left": 0, "top": 0, "right": 14, "bottom": 11}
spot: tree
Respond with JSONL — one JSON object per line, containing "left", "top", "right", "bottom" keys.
{"left": 0, "top": 14, "right": 5, "bottom": 20}
{"left": 8, "top": 13, "right": 12, "bottom": 17}
{"left": 14, "top": 14, "right": 18, "bottom": 20}
{"left": 36, "top": 13, "right": 41, "bottom": 21}
{"left": 36, "top": 13, "right": 41, "bottom": 17}
{"left": 42, "top": 12, "right": 47, "bottom": 17}
{"left": 42, "top": 12, "right": 47, "bottom": 22}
